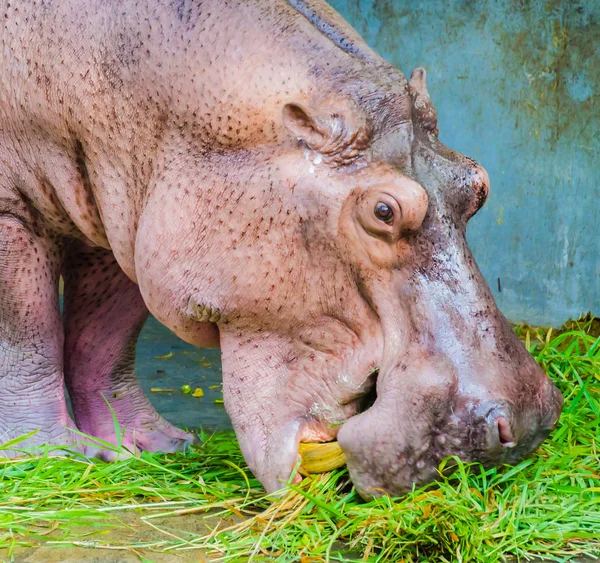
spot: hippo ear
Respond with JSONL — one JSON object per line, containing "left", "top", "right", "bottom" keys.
{"left": 409, "top": 67, "right": 430, "bottom": 99}
{"left": 409, "top": 67, "right": 438, "bottom": 135}
{"left": 282, "top": 103, "right": 332, "bottom": 151}
{"left": 282, "top": 101, "right": 371, "bottom": 160}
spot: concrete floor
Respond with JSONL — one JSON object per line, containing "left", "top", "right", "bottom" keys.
{"left": 6, "top": 512, "right": 220, "bottom": 563}
{"left": 133, "top": 316, "right": 231, "bottom": 432}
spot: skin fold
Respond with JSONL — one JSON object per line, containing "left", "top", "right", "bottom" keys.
{"left": 0, "top": 0, "right": 562, "bottom": 497}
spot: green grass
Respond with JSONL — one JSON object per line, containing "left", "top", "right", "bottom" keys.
{"left": 0, "top": 322, "right": 599, "bottom": 562}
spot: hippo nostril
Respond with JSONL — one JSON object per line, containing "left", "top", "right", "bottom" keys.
{"left": 497, "top": 417, "right": 516, "bottom": 448}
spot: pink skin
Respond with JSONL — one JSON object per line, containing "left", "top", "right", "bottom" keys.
{"left": 0, "top": 0, "right": 561, "bottom": 495}
{"left": 0, "top": 212, "right": 76, "bottom": 451}
{"left": 62, "top": 241, "right": 196, "bottom": 458}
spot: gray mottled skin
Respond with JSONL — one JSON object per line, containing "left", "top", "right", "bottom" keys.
{"left": 0, "top": 0, "right": 562, "bottom": 497}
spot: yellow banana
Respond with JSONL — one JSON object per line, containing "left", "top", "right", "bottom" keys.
{"left": 298, "top": 441, "right": 346, "bottom": 475}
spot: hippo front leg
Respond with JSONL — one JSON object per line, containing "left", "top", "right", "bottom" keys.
{"left": 62, "top": 241, "right": 196, "bottom": 459}
{"left": 0, "top": 214, "right": 77, "bottom": 452}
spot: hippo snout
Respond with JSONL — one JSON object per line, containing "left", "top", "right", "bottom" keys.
{"left": 337, "top": 358, "right": 563, "bottom": 500}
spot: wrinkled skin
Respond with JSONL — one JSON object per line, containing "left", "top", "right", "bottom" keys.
{"left": 0, "top": 0, "right": 562, "bottom": 497}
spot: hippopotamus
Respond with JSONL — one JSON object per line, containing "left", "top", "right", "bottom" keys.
{"left": 0, "top": 0, "right": 562, "bottom": 498}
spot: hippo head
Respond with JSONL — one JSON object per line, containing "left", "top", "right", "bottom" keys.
{"left": 136, "top": 65, "right": 562, "bottom": 498}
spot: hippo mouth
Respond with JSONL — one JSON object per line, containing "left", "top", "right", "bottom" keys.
{"left": 296, "top": 369, "right": 379, "bottom": 476}
{"left": 298, "top": 368, "right": 379, "bottom": 444}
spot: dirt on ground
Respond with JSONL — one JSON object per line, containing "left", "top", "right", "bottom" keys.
{"left": 2, "top": 512, "right": 222, "bottom": 563}
{"left": 7, "top": 548, "right": 198, "bottom": 562}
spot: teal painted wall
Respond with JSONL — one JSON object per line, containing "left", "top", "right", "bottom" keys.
{"left": 329, "top": 0, "right": 599, "bottom": 326}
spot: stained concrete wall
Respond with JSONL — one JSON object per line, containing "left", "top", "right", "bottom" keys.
{"left": 330, "top": 0, "right": 599, "bottom": 326}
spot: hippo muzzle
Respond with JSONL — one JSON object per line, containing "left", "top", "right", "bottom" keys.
{"left": 338, "top": 338, "right": 563, "bottom": 499}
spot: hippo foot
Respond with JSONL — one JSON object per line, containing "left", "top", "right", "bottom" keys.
{"left": 0, "top": 418, "right": 80, "bottom": 458}
{"left": 70, "top": 386, "right": 198, "bottom": 461}
{"left": 82, "top": 421, "right": 196, "bottom": 461}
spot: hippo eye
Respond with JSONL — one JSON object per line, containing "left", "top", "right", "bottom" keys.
{"left": 374, "top": 202, "right": 394, "bottom": 224}
{"left": 423, "top": 119, "right": 439, "bottom": 136}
